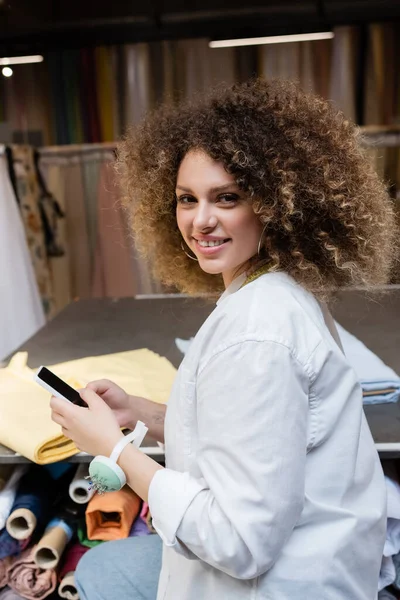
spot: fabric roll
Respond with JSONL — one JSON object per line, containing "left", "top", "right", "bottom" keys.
{"left": 68, "top": 465, "right": 94, "bottom": 505}
{"left": 95, "top": 46, "right": 115, "bottom": 142}
{"left": 6, "top": 508, "right": 37, "bottom": 540}
{"left": 34, "top": 520, "right": 73, "bottom": 570}
{"left": 91, "top": 160, "right": 138, "bottom": 298}
{"left": 58, "top": 573, "right": 77, "bottom": 600}
{"left": 81, "top": 155, "right": 101, "bottom": 269}
{"left": 129, "top": 514, "right": 151, "bottom": 537}
{"left": 58, "top": 543, "right": 88, "bottom": 598}
{"left": 5, "top": 465, "right": 55, "bottom": 542}
{"left": 65, "top": 161, "right": 91, "bottom": 298}
{"left": 123, "top": 43, "right": 152, "bottom": 127}
{"left": 0, "top": 529, "right": 29, "bottom": 561}
{"left": 86, "top": 486, "right": 141, "bottom": 541}
{"left": 0, "top": 467, "right": 26, "bottom": 530}
{"left": 140, "top": 501, "right": 155, "bottom": 533}
{"left": 11, "top": 145, "right": 55, "bottom": 318}
{"left": 0, "top": 587, "right": 25, "bottom": 600}
{"left": 63, "top": 161, "right": 91, "bottom": 299}
{"left": 6, "top": 547, "right": 57, "bottom": 600}
{"left": 329, "top": 26, "right": 357, "bottom": 121}
{"left": 0, "top": 152, "right": 45, "bottom": 361}
{"left": 80, "top": 49, "right": 101, "bottom": 143}
{"left": 76, "top": 521, "right": 102, "bottom": 548}
{"left": 39, "top": 162, "right": 72, "bottom": 315}
{"left": 0, "top": 558, "right": 13, "bottom": 588}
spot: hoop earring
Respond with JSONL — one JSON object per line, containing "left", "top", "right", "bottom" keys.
{"left": 181, "top": 241, "right": 198, "bottom": 261}
{"left": 257, "top": 224, "right": 268, "bottom": 255}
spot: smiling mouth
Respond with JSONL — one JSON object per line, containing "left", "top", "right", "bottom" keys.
{"left": 194, "top": 238, "right": 230, "bottom": 247}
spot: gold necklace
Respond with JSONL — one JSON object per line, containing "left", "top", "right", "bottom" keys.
{"left": 241, "top": 263, "right": 271, "bottom": 289}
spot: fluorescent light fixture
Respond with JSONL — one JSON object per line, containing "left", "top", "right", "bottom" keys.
{"left": 209, "top": 31, "right": 334, "bottom": 48}
{"left": 2, "top": 67, "right": 13, "bottom": 77}
{"left": 0, "top": 55, "right": 44, "bottom": 65}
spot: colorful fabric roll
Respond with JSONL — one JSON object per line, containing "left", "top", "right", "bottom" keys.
{"left": 6, "top": 547, "right": 57, "bottom": 600}
{"left": 33, "top": 519, "right": 73, "bottom": 570}
{"left": 129, "top": 514, "right": 151, "bottom": 537}
{"left": 68, "top": 465, "right": 94, "bottom": 505}
{"left": 0, "top": 528, "right": 31, "bottom": 560}
{"left": 58, "top": 542, "right": 88, "bottom": 581}
{"left": 76, "top": 520, "right": 102, "bottom": 548}
{"left": 0, "top": 467, "right": 26, "bottom": 530}
{"left": 141, "top": 502, "right": 156, "bottom": 534}
{"left": 6, "top": 466, "right": 55, "bottom": 540}
{"left": 85, "top": 486, "right": 141, "bottom": 541}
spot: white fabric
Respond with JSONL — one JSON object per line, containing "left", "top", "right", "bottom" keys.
{"left": 379, "top": 555, "right": 396, "bottom": 592}
{"left": 379, "top": 476, "right": 400, "bottom": 590}
{"left": 336, "top": 323, "right": 400, "bottom": 404}
{"left": 149, "top": 271, "right": 386, "bottom": 600}
{"left": 0, "top": 466, "right": 26, "bottom": 529}
{"left": 384, "top": 477, "right": 400, "bottom": 557}
{"left": 0, "top": 153, "right": 45, "bottom": 360}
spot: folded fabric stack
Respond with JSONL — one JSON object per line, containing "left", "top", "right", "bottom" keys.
{"left": 0, "top": 464, "right": 154, "bottom": 600}
{"left": 0, "top": 349, "right": 175, "bottom": 464}
{"left": 176, "top": 326, "right": 400, "bottom": 406}
{"left": 335, "top": 322, "right": 400, "bottom": 405}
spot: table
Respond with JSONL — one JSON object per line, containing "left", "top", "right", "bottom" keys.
{"left": 2, "top": 288, "right": 400, "bottom": 462}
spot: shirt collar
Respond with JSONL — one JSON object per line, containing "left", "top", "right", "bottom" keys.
{"left": 216, "top": 272, "right": 247, "bottom": 306}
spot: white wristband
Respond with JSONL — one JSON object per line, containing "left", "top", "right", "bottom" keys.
{"left": 110, "top": 420, "right": 148, "bottom": 462}
{"left": 87, "top": 420, "right": 149, "bottom": 494}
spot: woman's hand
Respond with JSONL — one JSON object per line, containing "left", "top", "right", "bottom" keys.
{"left": 50, "top": 388, "right": 124, "bottom": 457}
{"left": 85, "top": 379, "right": 133, "bottom": 429}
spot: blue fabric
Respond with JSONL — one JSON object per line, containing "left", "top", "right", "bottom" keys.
{"left": 46, "top": 518, "right": 73, "bottom": 542}
{"left": 0, "top": 528, "right": 25, "bottom": 559}
{"left": 75, "top": 534, "right": 162, "bottom": 600}
{"left": 8, "top": 466, "right": 54, "bottom": 533}
{"left": 362, "top": 381, "right": 400, "bottom": 405}
{"left": 44, "top": 463, "right": 73, "bottom": 480}
{"left": 0, "top": 466, "right": 55, "bottom": 559}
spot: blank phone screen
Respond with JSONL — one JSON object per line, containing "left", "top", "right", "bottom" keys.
{"left": 39, "top": 367, "right": 86, "bottom": 406}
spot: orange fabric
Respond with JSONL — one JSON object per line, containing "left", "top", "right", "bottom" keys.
{"left": 85, "top": 486, "right": 141, "bottom": 541}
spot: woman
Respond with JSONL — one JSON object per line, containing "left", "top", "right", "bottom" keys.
{"left": 51, "top": 79, "right": 397, "bottom": 599}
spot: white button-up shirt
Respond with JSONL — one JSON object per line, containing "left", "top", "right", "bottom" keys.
{"left": 149, "top": 271, "right": 386, "bottom": 600}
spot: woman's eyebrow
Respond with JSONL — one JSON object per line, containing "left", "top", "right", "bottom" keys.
{"left": 176, "top": 183, "right": 237, "bottom": 193}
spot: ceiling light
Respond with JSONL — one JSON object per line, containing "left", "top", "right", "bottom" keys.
{"left": 0, "top": 55, "right": 44, "bottom": 65}
{"left": 209, "top": 32, "right": 334, "bottom": 49}
{"left": 2, "top": 67, "right": 13, "bottom": 77}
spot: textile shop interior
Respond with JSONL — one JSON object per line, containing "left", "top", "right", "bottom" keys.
{"left": 1, "top": 0, "right": 400, "bottom": 598}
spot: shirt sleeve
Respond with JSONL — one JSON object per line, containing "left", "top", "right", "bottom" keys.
{"left": 148, "top": 339, "right": 310, "bottom": 579}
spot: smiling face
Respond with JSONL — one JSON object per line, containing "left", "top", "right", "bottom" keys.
{"left": 176, "top": 150, "right": 263, "bottom": 287}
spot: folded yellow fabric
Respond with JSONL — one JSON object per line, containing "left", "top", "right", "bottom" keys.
{"left": 0, "top": 349, "right": 176, "bottom": 464}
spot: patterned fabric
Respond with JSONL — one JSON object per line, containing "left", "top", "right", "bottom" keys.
{"left": 11, "top": 145, "right": 55, "bottom": 318}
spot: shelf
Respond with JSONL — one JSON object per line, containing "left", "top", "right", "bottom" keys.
{"left": 2, "top": 293, "right": 400, "bottom": 464}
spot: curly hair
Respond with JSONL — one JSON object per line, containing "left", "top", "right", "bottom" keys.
{"left": 117, "top": 78, "right": 397, "bottom": 298}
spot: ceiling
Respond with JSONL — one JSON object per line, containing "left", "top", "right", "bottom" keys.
{"left": 0, "top": 0, "right": 399, "bottom": 54}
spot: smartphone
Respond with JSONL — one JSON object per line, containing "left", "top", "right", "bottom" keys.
{"left": 34, "top": 366, "right": 87, "bottom": 407}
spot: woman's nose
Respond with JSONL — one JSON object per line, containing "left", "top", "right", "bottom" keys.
{"left": 193, "top": 201, "right": 218, "bottom": 231}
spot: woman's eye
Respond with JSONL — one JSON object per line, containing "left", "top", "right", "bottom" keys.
{"left": 218, "top": 194, "right": 239, "bottom": 203}
{"left": 177, "top": 195, "right": 196, "bottom": 204}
